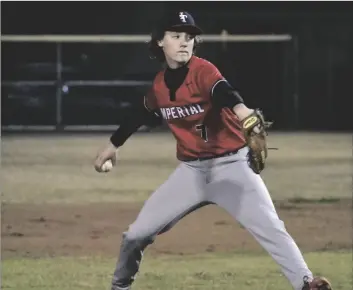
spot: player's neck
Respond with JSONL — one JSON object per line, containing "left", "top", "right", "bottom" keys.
{"left": 165, "top": 56, "right": 193, "bottom": 70}
{"left": 166, "top": 61, "right": 186, "bottom": 70}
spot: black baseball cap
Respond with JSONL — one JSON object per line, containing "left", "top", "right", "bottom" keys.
{"left": 157, "top": 11, "right": 203, "bottom": 35}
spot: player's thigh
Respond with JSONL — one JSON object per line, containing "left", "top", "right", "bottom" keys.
{"left": 206, "top": 158, "right": 280, "bottom": 227}
{"left": 127, "top": 163, "right": 205, "bottom": 240}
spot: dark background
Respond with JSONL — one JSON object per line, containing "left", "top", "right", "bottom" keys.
{"left": 1, "top": 1, "right": 352, "bottom": 131}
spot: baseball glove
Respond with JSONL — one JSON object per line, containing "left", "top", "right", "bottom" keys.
{"left": 241, "top": 109, "right": 273, "bottom": 174}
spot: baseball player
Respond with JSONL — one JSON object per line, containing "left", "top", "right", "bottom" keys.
{"left": 94, "top": 11, "right": 332, "bottom": 290}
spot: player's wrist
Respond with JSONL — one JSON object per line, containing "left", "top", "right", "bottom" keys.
{"left": 232, "top": 104, "right": 254, "bottom": 121}
{"left": 109, "top": 140, "right": 120, "bottom": 150}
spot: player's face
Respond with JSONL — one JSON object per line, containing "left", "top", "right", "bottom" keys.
{"left": 158, "top": 31, "right": 195, "bottom": 68}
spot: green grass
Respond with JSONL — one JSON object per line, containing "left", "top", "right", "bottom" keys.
{"left": 2, "top": 251, "right": 351, "bottom": 290}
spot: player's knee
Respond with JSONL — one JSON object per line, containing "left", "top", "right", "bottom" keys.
{"left": 266, "top": 213, "right": 287, "bottom": 230}
{"left": 123, "top": 225, "right": 155, "bottom": 246}
{"left": 267, "top": 218, "right": 288, "bottom": 236}
{"left": 123, "top": 230, "right": 145, "bottom": 243}
{"left": 241, "top": 212, "right": 287, "bottom": 234}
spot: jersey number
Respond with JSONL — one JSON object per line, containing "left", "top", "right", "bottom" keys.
{"left": 196, "top": 124, "right": 208, "bottom": 142}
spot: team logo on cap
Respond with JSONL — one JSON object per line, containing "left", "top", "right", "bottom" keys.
{"left": 179, "top": 12, "right": 188, "bottom": 23}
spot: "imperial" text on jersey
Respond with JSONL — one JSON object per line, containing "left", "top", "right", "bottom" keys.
{"left": 160, "top": 103, "right": 205, "bottom": 120}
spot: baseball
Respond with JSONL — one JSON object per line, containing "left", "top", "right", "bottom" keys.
{"left": 101, "top": 160, "right": 113, "bottom": 172}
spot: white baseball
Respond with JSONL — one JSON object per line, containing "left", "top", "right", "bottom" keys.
{"left": 101, "top": 160, "right": 113, "bottom": 172}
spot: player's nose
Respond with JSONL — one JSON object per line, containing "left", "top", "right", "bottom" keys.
{"left": 180, "top": 41, "right": 191, "bottom": 50}
{"left": 180, "top": 35, "right": 189, "bottom": 46}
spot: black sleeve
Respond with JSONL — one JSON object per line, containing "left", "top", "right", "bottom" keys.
{"left": 110, "top": 102, "right": 162, "bottom": 147}
{"left": 210, "top": 80, "right": 244, "bottom": 110}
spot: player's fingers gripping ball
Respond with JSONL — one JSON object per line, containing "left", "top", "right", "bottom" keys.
{"left": 101, "top": 159, "right": 113, "bottom": 172}
{"left": 241, "top": 109, "right": 273, "bottom": 174}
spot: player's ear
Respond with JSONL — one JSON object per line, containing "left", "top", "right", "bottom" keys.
{"left": 157, "top": 39, "right": 164, "bottom": 47}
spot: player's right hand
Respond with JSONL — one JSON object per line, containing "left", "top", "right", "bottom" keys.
{"left": 94, "top": 142, "right": 118, "bottom": 173}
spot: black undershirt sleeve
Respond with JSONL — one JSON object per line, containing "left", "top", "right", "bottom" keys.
{"left": 110, "top": 102, "right": 162, "bottom": 147}
{"left": 210, "top": 80, "right": 244, "bottom": 110}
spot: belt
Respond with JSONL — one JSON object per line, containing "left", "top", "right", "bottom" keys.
{"left": 181, "top": 146, "right": 245, "bottom": 162}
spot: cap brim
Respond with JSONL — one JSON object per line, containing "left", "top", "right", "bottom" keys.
{"left": 167, "top": 24, "right": 203, "bottom": 35}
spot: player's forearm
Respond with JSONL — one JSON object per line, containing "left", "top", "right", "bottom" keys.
{"left": 110, "top": 103, "right": 162, "bottom": 148}
{"left": 211, "top": 80, "right": 253, "bottom": 120}
{"left": 110, "top": 119, "right": 143, "bottom": 148}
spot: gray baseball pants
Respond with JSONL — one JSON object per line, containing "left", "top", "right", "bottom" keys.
{"left": 111, "top": 147, "right": 312, "bottom": 290}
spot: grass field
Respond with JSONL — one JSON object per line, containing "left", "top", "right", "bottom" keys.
{"left": 1, "top": 132, "right": 352, "bottom": 290}
{"left": 3, "top": 252, "right": 351, "bottom": 290}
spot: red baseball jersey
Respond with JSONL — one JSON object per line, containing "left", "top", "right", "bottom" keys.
{"left": 144, "top": 56, "right": 246, "bottom": 161}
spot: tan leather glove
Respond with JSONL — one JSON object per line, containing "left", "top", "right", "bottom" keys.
{"left": 241, "top": 109, "right": 273, "bottom": 174}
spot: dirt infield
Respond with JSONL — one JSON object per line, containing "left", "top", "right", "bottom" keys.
{"left": 2, "top": 199, "right": 351, "bottom": 259}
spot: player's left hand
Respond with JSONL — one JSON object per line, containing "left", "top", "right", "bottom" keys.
{"left": 94, "top": 142, "right": 118, "bottom": 173}
{"left": 240, "top": 109, "right": 273, "bottom": 174}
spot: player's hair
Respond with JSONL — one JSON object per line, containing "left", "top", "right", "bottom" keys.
{"left": 147, "top": 30, "right": 201, "bottom": 63}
